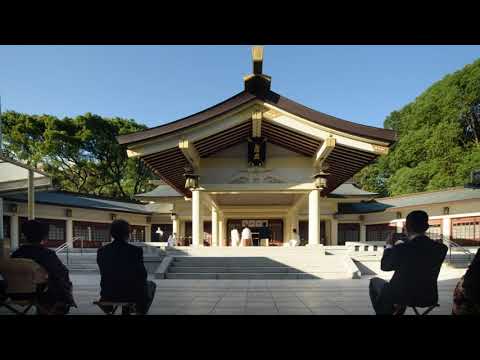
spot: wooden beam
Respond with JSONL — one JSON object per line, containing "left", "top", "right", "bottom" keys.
{"left": 178, "top": 138, "right": 200, "bottom": 170}
{"left": 252, "top": 111, "right": 262, "bottom": 137}
{"left": 313, "top": 136, "right": 336, "bottom": 168}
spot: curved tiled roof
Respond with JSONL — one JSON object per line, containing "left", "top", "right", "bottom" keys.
{"left": 117, "top": 89, "right": 396, "bottom": 146}
{"left": 3, "top": 191, "right": 152, "bottom": 215}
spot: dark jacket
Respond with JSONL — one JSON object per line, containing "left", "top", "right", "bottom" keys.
{"left": 258, "top": 226, "right": 271, "bottom": 239}
{"left": 97, "top": 240, "right": 148, "bottom": 302}
{"left": 462, "top": 248, "right": 480, "bottom": 304}
{"left": 381, "top": 235, "right": 447, "bottom": 307}
{"left": 11, "top": 244, "right": 74, "bottom": 305}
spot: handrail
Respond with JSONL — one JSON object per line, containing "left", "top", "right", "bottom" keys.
{"left": 442, "top": 237, "right": 474, "bottom": 264}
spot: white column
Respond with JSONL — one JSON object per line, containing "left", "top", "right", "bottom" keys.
{"left": 218, "top": 215, "right": 225, "bottom": 247}
{"left": 192, "top": 189, "right": 204, "bottom": 246}
{"left": 396, "top": 221, "right": 403, "bottom": 233}
{"left": 360, "top": 224, "right": 366, "bottom": 243}
{"left": 10, "top": 214, "right": 19, "bottom": 250}
{"left": 211, "top": 207, "right": 219, "bottom": 247}
{"left": 172, "top": 217, "right": 180, "bottom": 237}
{"left": 28, "top": 169, "right": 35, "bottom": 220}
{"left": 145, "top": 224, "right": 152, "bottom": 243}
{"left": 308, "top": 189, "right": 321, "bottom": 246}
{"left": 66, "top": 219, "right": 73, "bottom": 248}
{"left": 442, "top": 217, "right": 451, "bottom": 242}
{"left": 330, "top": 218, "right": 338, "bottom": 245}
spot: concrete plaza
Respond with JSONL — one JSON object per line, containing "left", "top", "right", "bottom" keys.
{"left": 64, "top": 269, "right": 463, "bottom": 315}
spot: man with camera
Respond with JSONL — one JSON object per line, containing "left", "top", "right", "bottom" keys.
{"left": 369, "top": 210, "right": 448, "bottom": 315}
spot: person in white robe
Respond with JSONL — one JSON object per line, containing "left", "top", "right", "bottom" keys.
{"left": 288, "top": 229, "right": 300, "bottom": 247}
{"left": 167, "top": 233, "right": 176, "bottom": 247}
{"left": 230, "top": 227, "right": 240, "bottom": 247}
{"left": 241, "top": 226, "right": 252, "bottom": 247}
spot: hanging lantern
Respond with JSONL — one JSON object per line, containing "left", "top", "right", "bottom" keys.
{"left": 184, "top": 166, "right": 199, "bottom": 190}
{"left": 312, "top": 170, "right": 329, "bottom": 189}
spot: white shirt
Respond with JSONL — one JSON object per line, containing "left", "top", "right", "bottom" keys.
{"left": 231, "top": 229, "right": 240, "bottom": 242}
{"left": 241, "top": 227, "right": 252, "bottom": 240}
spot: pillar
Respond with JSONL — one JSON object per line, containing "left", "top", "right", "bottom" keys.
{"left": 442, "top": 217, "right": 451, "bottom": 242}
{"left": 172, "top": 217, "right": 180, "bottom": 237}
{"left": 28, "top": 169, "right": 35, "bottom": 220}
{"left": 211, "top": 207, "right": 218, "bottom": 247}
{"left": 66, "top": 219, "right": 73, "bottom": 248}
{"left": 218, "top": 215, "right": 225, "bottom": 247}
{"left": 330, "top": 218, "right": 338, "bottom": 245}
{"left": 145, "top": 224, "right": 152, "bottom": 243}
{"left": 308, "top": 189, "right": 321, "bottom": 246}
{"left": 10, "top": 214, "right": 19, "bottom": 250}
{"left": 396, "top": 221, "right": 403, "bottom": 234}
{"left": 191, "top": 189, "right": 204, "bottom": 246}
{"left": 360, "top": 224, "right": 366, "bottom": 243}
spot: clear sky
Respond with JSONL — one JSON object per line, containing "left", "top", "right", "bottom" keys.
{"left": 1, "top": 45, "right": 479, "bottom": 129}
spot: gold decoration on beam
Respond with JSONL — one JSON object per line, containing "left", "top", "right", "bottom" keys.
{"left": 372, "top": 144, "right": 389, "bottom": 155}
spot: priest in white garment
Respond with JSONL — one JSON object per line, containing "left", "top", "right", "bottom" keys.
{"left": 231, "top": 227, "right": 240, "bottom": 247}
{"left": 241, "top": 226, "right": 253, "bottom": 247}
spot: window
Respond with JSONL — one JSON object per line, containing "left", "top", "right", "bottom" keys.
{"left": 338, "top": 223, "right": 360, "bottom": 245}
{"left": 366, "top": 224, "right": 396, "bottom": 242}
{"left": 73, "top": 221, "right": 110, "bottom": 248}
{"left": 452, "top": 217, "right": 480, "bottom": 246}
{"left": 427, "top": 220, "right": 443, "bottom": 241}
{"left": 19, "top": 217, "right": 66, "bottom": 247}
{"left": 130, "top": 225, "right": 146, "bottom": 242}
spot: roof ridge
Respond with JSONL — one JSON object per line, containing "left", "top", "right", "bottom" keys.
{"left": 376, "top": 186, "right": 468, "bottom": 201}
{"left": 41, "top": 190, "right": 145, "bottom": 205}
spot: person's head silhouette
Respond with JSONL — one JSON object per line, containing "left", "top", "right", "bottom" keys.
{"left": 22, "top": 220, "right": 49, "bottom": 244}
{"left": 110, "top": 219, "right": 130, "bottom": 242}
{"left": 405, "top": 210, "right": 429, "bottom": 236}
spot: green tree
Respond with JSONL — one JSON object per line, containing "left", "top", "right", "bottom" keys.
{"left": 356, "top": 58, "right": 480, "bottom": 196}
{"left": 1, "top": 111, "right": 153, "bottom": 199}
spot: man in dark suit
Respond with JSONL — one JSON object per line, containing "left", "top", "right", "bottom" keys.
{"left": 258, "top": 222, "right": 271, "bottom": 247}
{"left": 11, "top": 220, "right": 75, "bottom": 314}
{"left": 97, "top": 220, "right": 156, "bottom": 315}
{"left": 369, "top": 210, "right": 448, "bottom": 315}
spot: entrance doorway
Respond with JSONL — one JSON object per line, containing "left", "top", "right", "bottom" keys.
{"left": 298, "top": 220, "right": 326, "bottom": 245}
{"left": 226, "top": 219, "right": 283, "bottom": 246}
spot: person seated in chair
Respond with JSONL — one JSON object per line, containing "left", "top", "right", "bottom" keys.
{"left": 369, "top": 210, "right": 448, "bottom": 315}
{"left": 11, "top": 220, "right": 75, "bottom": 315}
{"left": 97, "top": 220, "right": 156, "bottom": 315}
{"left": 452, "top": 248, "right": 480, "bottom": 315}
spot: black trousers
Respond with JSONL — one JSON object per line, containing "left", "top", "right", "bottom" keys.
{"left": 0, "top": 280, "right": 6, "bottom": 300}
{"left": 136, "top": 281, "right": 157, "bottom": 315}
{"left": 252, "top": 239, "right": 260, "bottom": 246}
{"left": 369, "top": 277, "right": 396, "bottom": 315}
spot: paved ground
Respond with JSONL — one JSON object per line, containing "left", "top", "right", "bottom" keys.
{"left": 1, "top": 268, "right": 465, "bottom": 315}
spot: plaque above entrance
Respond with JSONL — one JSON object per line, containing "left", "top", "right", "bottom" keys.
{"left": 228, "top": 168, "right": 286, "bottom": 184}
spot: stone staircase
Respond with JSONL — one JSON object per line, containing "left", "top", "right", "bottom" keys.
{"left": 157, "top": 246, "right": 360, "bottom": 280}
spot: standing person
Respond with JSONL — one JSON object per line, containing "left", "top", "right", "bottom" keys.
{"left": 11, "top": 220, "right": 76, "bottom": 315}
{"left": 288, "top": 229, "right": 300, "bottom": 247}
{"left": 452, "top": 248, "right": 480, "bottom": 315}
{"left": 369, "top": 210, "right": 447, "bottom": 315}
{"left": 258, "top": 222, "right": 271, "bottom": 247}
{"left": 97, "top": 220, "right": 156, "bottom": 315}
{"left": 167, "top": 232, "right": 176, "bottom": 247}
{"left": 230, "top": 227, "right": 240, "bottom": 247}
{"left": 241, "top": 225, "right": 252, "bottom": 247}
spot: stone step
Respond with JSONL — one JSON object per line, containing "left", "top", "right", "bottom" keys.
{"left": 165, "top": 273, "right": 321, "bottom": 280}
{"left": 169, "top": 266, "right": 297, "bottom": 273}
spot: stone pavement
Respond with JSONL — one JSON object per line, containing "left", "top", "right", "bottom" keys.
{"left": 1, "top": 267, "right": 465, "bottom": 315}
{"left": 70, "top": 272, "right": 460, "bottom": 315}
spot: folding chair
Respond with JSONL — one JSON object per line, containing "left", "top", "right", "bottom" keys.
{"left": 0, "top": 258, "right": 49, "bottom": 315}
{"left": 393, "top": 303, "right": 440, "bottom": 316}
{"left": 93, "top": 300, "right": 137, "bottom": 315}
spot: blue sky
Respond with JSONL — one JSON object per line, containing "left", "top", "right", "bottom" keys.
{"left": 1, "top": 45, "right": 479, "bottom": 129}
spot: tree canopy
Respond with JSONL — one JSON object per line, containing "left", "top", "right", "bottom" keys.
{"left": 355, "top": 58, "right": 480, "bottom": 196}
{"left": 1, "top": 111, "right": 154, "bottom": 199}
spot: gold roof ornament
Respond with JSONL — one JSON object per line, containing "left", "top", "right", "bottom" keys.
{"left": 244, "top": 45, "right": 271, "bottom": 94}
